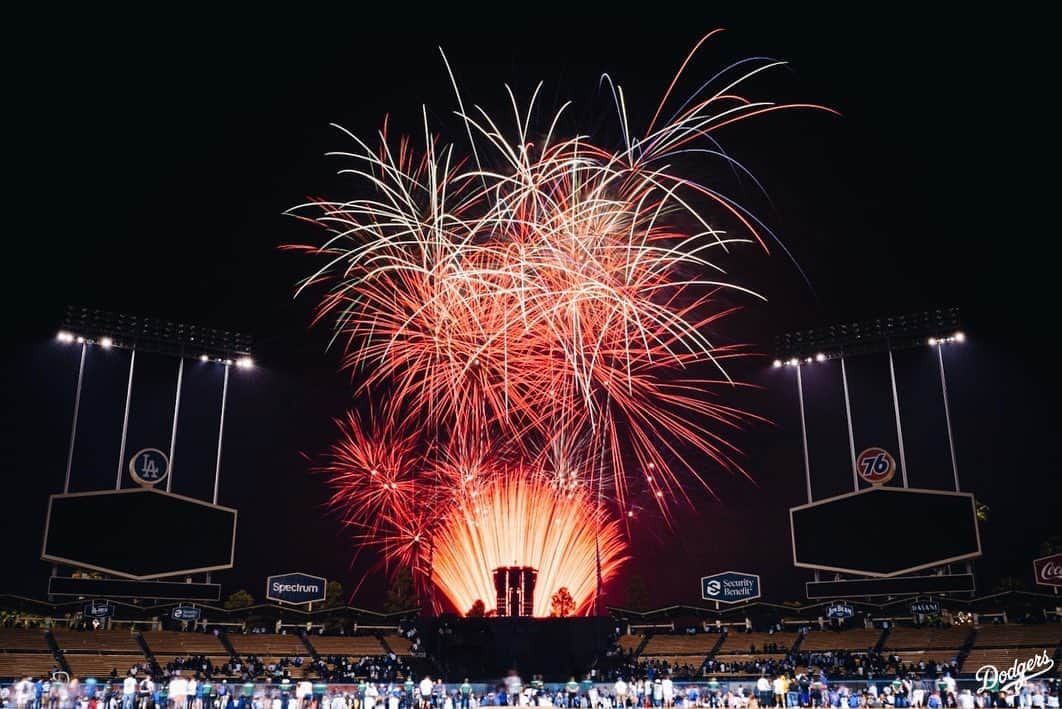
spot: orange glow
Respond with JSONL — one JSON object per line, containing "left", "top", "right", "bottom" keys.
{"left": 431, "top": 474, "right": 628, "bottom": 617}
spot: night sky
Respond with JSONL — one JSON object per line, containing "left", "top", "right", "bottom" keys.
{"left": 3, "top": 8, "right": 1059, "bottom": 611}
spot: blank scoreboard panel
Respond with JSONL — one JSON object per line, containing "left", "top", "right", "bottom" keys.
{"left": 43, "top": 488, "right": 237, "bottom": 578}
{"left": 790, "top": 487, "right": 980, "bottom": 577}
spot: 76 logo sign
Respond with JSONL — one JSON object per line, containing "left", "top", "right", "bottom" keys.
{"left": 856, "top": 447, "right": 896, "bottom": 485}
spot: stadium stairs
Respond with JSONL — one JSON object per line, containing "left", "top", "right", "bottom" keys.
{"left": 954, "top": 627, "right": 977, "bottom": 669}
{"left": 44, "top": 629, "right": 72, "bottom": 677}
{"left": 704, "top": 632, "right": 727, "bottom": 663}
{"left": 789, "top": 630, "right": 806, "bottom": 655}
{"left": 136, "top": 632, "right": 162, "bottom": 678}
{"left": 873, "top": 626, "right": 892, "bottom": 654}
{"left": 376, "top": 632, "right": 394, "bottom": 656}
{"left": 386, "top": 631, "right": 439, "bottom": 682}
{"left": 633, "top": 633, "right": 653, "bottom": 658}
{"left": 296, "top": 629, "right": 319, "bottom": 662}
{"left": 217, "top": 629, "right": 241, "bottom": 664}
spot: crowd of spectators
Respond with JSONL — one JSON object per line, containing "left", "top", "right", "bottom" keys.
{"left": 703, "top": 651, "right": 959, "bottom": 681}
{"left": 600, "top": 625, "right": 966, "bottom": 684}
{"left": 311, "top": 654, "right": 412, "bottom": 683}
{"left": 159, "top": 656, "right": 216, "bottom": 680}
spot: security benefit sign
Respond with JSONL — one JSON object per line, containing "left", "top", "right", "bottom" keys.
{"left": 171, "top": 605, "right": 202, "bottom": 621}
{"left": 701, "top": 571, "right": 761, "bottom": 604}
{"left": 266, "top": 572, "right": 327, "bottom": 605}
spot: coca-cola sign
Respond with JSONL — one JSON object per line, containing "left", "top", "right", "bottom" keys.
{"left": 1032, "top": 553, "right": 1062, "bottom": 587}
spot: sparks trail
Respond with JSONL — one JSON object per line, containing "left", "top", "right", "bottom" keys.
{"left": 290, "top": 31, "right": 832, "bottom": 615}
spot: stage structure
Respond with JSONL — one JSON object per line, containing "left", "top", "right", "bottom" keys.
{"left": 775, "top": 308, "right": 982, "bottom": 601}
{"left": 43, "top": 306, "right": 253, "bottom": 602}
{"left": 493, "top": 566, "right": 537, "bottom": 617}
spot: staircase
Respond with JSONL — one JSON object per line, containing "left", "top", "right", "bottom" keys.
{"left": 44, "top": 629, "right": 73, "bottom": 677}
{"left": 705, "top": 632, "right": 727, "bottom": 660}
{"left": 873, "top": 626, "right": 891, "bottom": 654}
{"left": 699, "top": 632, "right": 728, "bottom": 672}
{"left": 135, "top": 632, "right": 162, "bottom": 678}
{"left": 297, "top": 629, "right": 320, "bottom": 662}
{"left": 218, "top": 629, "right": 241, "bottom": 663}
{"left": 376, "top": 632, "right": 394, "bottom": 655}
{"left": 955, "top": 627, "right": 978, "bottom": 671}
{"left": 789, "top": 630, "right": 807, "bottom": 655}
{"left": 633, "top": 633, "right": 653, "bottom": 658}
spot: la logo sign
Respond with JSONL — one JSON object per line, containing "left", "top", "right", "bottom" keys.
{"left": 701, "top": 571, "right": 761, "bottom": 603}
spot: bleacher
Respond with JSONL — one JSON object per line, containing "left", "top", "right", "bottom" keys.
{"left": 53, "top": 630, "right": 141, "bottom": 653}
{"left": 0, "top": 629, "right": 56, "bottom": 680}
{"left": 141, "top": 631, "right": 228, "bottom": 656}
{"left": 713, "top": 653, "right": 786, "bottom": 666}
{"left": 640, "top": 634, "right": 717, "bottom": 656}
{"left": 972, "top": 624, "right": 1062, "bottom": 648}
{"left": 638, "top": 655, "right": 706, "bottom": 671}
{"left": 716, "top": 632, "right": 793, "bottom": 654}
{"left": 961, "top": 624, "right": 1062, "bottom": 672}
{"left": 0, "top": 653, "right": 56, "bottom": 679}
{"left": 154, "top": 655, "right": 234, "bottom": 677}
{"left": 382, "top": 635, "right": 412, "bottom": 655}
{"left": 964, "top": 647, "right": 1044, "bottom": 672}
{"left": 884, "top": 626, "right": 971, "bottom": 651}
{"left": 64, "top": 653, "right": 147, "bottom": 679}
{"left": 617, "top": 634, "right": 643, "bottom": 654}
{"left": 308, "top": 635, "right": 386, "bottom": 657}
{"left": 799, "top": 628, "right": 883, "bottom": 652}
{"left": 882, "top": 626, "right": 970, "bottom": 665}
{"left": 227, "top": 633, "right": 307, "bottom": 658}
{"left": 0, "top": 629, "right": 50, "bottom": 652}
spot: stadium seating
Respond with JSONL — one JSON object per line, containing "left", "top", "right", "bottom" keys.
{"left": 972, "top": 624, "right": 1062, "bottom": 648}
{"left": 640, "top": 634, "right": 717, "bottom": 655}
{"left": 617, "top": 634, "right": 643, "bottom": 654}
{"left": 382, "top": 634, "right": 412, "bottom": 655}
{"left": 0, "top": 628, "right": 50, "bottom": 652}
{"left": 884, "top": 626, "right": 971, "bottom": 651}
{"left": 638, "top": 655, "right": 705, "bottom": 671}
{"left": 52, "top": 629, "right": 141, "bottom": 653}
{"left": 963, "top": 647, "right": 1046, "bottom": 672}
{"left": 309, "top": 635, "right": 387, "bottom": 656}
{"left": 153, "top": 655, "right": 233, "bottom": 675}
{"left": 141, "top": 631, "right": 228, "bottom": 656}
{"left": 227, "top": 633, "right": 307, "bottom": 657}
{"left": 799, "top": 628, "right": 883, "bottom": 652}
{"left": 0, "top": 653, "right": 56, "bottom": 679}
{"left": 716, "top": 632, "right": 793, "bottom": 654}
{"left": 960, "top": 624, "right": 1062, "bottom": 672}
{"left": 64, "top": 653, "right": 148, "bottom": 679}
{"left": 889, "top": 650, "right": 958, "bottom": 665}
{"left": 714, "top": 653, "right": 786, "bottom": 664}
{"left": 634, "top": 634, "right": 715, "bottom": 677}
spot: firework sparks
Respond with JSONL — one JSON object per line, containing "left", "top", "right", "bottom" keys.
{"left": 293, "top": 31, "right": 832, "bottom": 614}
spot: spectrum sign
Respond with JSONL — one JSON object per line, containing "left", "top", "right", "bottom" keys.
{"left": 266, "top": 572, "right": 327, "bottom": 605}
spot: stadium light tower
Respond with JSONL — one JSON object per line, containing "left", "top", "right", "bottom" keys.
{"left": 56, "top": 306, "right": 254, "bottom": 500}
{"left": 776, "top": 307, "right": 976, "bottom": 596}
{"left": 775, "top": 307, "right": 963, "bottom": 495}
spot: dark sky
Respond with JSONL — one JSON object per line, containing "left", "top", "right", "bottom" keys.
{"left": 2, "top": 8, "right": 1059, "bottom": 611}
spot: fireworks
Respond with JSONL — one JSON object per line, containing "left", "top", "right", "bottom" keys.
{"left": 292, "top": 32, "right": 831, "bottom": 614}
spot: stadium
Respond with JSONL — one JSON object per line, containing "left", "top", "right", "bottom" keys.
{"left": 3, "top": 11, "right": 1060, "bottom": 709}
